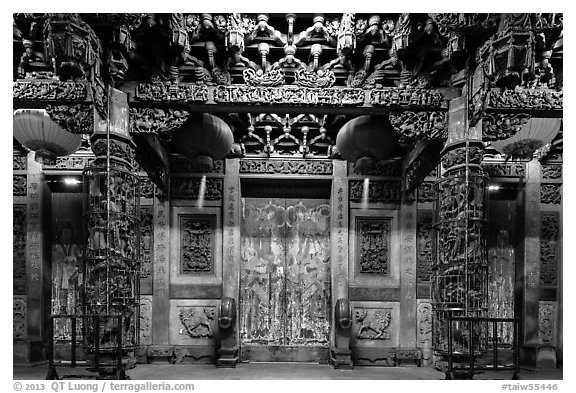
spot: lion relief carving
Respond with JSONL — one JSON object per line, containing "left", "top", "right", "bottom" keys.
{"left": 179, "top": 307, "right": 215, "bottom": 338}
{"left": 354, "top": 308, "right": 392, "bottom": 340}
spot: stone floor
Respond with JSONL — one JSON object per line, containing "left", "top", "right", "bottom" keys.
{"left": 13, "top": 363, "right": 562, "bottom": 380}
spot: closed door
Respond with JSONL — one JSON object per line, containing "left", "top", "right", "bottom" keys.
{"left": 240, "top": 198, "right": 331, "bottom": 349}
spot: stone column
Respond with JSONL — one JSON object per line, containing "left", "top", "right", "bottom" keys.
{"left": 18, "top": 153, "right": 51, "bottom": 364}
{"left": 521, "top": 158, "right": 541, "bottom": 365}
{"left": 432, "top": 95, "right": 488, "bottom": 355}
{"left": 331, "top": 160, "right": 349, "bottom": 304}
{"left": 399, "top": 198, "right": 417, "bottom": 350}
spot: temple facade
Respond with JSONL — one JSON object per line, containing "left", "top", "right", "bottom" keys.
{"left": 12, "top": 13, "right": 562, "bottom": 376}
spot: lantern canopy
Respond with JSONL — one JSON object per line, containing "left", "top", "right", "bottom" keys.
{"left": 172, "top": 113, "right": 234, "bottom": 171}
{"left": 13, "top": 109, "right": 82, "bottom": 164}
{"left": 491, "top": 117, "right": 561, "bottom": 160}
{"left": 336, "top": 115, "right": 400, "bottom": 173}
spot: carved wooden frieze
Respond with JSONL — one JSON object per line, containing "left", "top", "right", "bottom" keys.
{"left": 388, "top": 111, "right": 447, "bottom": 146}
{"left": 129, "top": 107, "right": 190, "bottom": 136}
{"left": 170, "top": 157, "right": 224, "bottom": 174}
{"left": 170, "top": 178, "right": 223, "bottom": 200}
{"left": 214, "top": 85, "right": 365, "bottom": 106}
{"left": 239, "top": 159, "right": 333, "bottom": 175}
{"left": 13, "top": 298, "right": 26, "bottom": 340}
{"left": 354, "top": 308, "right": 392, "bottom": 340}
{"left": 13, "top": 80, "right": 88, "bottom": 101}
{"left": 542, "top": 164, "right": 562, "bottom": 180}
{"left": 140, "top": 177, "right": 155, "bottom": 199}
{"left": 45, "top": 104, "right": 94, "bottom": 134}
{"left": 178, "top": 306, "right": 216, "bottom": 338}
{"left": 13, "top": 176, "right": 27, "bottom": 196}
{"left": 417, "top": 212, "right": 434, "bottom": 283}
{"left": 135, "top": 83, "right": 209, "bottom": 103}
{"left": 482, "top": 162, "right": 526, "bottom": 177}
{"left": 370, "top": 88, "right": 443, "bottom": 108}
{"left": 441, "top": 145, "right": 483, "bottom": 170}
{"left": 482, "top": 113, "right": 531, "bottom": 141}
{"left": 180, "top": 215, "right": 215, "bottom": 274}
{"left": 356, "top": 218, "right": 391, "bottom": 275}
{"left": 540, "top": 184, "right": 562, "bottom": 205}
{"left": 349, "top": 180, "right": 401, "bottom": 204}
{"left": 487, "top": 89, "right": 563, "bottom": 111}
{"left": 140, "top": 296, "right": 152, "bottom": 345}
{"left": 417, "top": 182, "right": 435, "bottom": 203}
{"left": 43, "top": 156, "right": 92, "bottom": 170}
{"left": 244, "top": 68, "right": 285, "bottom": 87}
{"left": 13, "top": 156, "right": 27, "bottom": 171}
{"left": 13, "top": 205, "right": 27, "bottom": 280}
{"left": 538, "top": 302, "right": 557, "bottom": 345}
{"left": 540, "top": 213, "right": 559, "bottom": 286}
{"left": 140, "top": 207, "right": 153, "bottom": 279}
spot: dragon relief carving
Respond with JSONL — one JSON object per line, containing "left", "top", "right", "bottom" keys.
{"left": 354, "top": 308, "right": 392, "bottom": 340}
{"left": 179, "top": 307, "right": 215, "bottom": 338}
{"left": 357, "top": 219, "right": 390, "bottom": 275}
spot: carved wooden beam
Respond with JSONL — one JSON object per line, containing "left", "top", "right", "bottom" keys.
{"left": 133, "top": 133, "right": 170, "bottom": 194}
{"left": 402, "top": 139, "right": 444, "bottom": 192}
{"left": 45, "top": 104, "right": 95, "bottom": 134}
{"left": 389, "top": 111, "right": 447, "bottom": 147}
{"left": 482, "top": 113, "right": 532, "bottom": 142}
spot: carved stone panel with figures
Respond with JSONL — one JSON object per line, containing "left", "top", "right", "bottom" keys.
{"left": 180, "top": 215, "right": 216, "bottom": 274}
{"left": 354, "top": 308, "right": 392, "bottom": 340}
{"left": 355, "top": 218, "right": 391, "bottom": 276}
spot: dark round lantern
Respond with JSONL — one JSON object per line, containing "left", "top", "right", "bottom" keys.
{"left": 172, "top": 113, "right": 234, "bottom": 172}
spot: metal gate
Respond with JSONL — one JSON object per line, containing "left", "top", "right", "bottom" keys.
{"left": 240, "top": 198, "right": 331, "bottom": 357}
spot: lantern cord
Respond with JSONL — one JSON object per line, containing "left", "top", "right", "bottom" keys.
{"left": 106, "top": 86, "right": 111, "bottom": 315}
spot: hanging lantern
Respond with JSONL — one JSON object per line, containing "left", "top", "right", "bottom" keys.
{"left": 336, "top": 115, "right": 400, "bottom": 174}
{"left": 172, "top": 113, "right": 234, "bottom": 172}
{"left": 490, "top": 117, "right": 561, "bottom": 160}
{"left": 13, "top": 109, "right": 82, "bottom": 165}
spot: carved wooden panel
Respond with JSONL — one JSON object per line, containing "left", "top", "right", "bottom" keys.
{"left": 482, "top": 162, "right": 526, "bottom": 178}
{"left": 353, "top": 307, "right": 392, "bottom": 340}
{"left": 13, "top": 156, "right": 27, "bottom": 170}
{"left": 13, "top": 297, "right": 26, "bottom": 340}
{"left": 178, "top": 306, "right": 216, "bottom": 338}
{"left": 417, "top": 182, "right": 435, "bottom": 203}
{"left": 416, "top": 211, "right": 434, "bottom": 283}
{"left": 542, "top": 165, "right": 562, "bottom": 180}
{"left": 140, "top": 207, "right": 153, "bottom": 279}
{"left": 540, "top": 213, "right": 559, "bottom": 286}
{"left": 239, "top": 160, "right": 333, "bottom": 175}
{"left": 13, "top": 205, "right": 26, "bottom": 279}
{"left": 355, "top": 218, "right": 391, "bottom": 275}
{"left": 140, "top": 177, "right": 155, "bottom": 199}
{"left": 170, "top": 157, "right": 224, "bottom": 174}
{"left": 540, "top": 184, "right": 562, "bottom": 205}
{"left": 180, "top": 215, "right": 216, "bottom": 274}
{"left": 43, "top": 156, "right": 91, "bottom": 170}
{"left": 240, "top": 198, "right": 331, "bottom": 346}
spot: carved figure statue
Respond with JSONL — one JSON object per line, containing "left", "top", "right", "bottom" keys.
{"left": 17, "top": 39, "right": 51, "bottom": 78}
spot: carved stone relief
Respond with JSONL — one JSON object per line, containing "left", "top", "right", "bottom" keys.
{"left": 540, "top": 213, "right": 559, "bottom": 286}
{"left": 135, "top": 83, "right": 209, "bottom": 103}
{"left": 170, "top": 157, "right": 224, "bottom": 174}
{"left": 417, "top": 301, "right": 433, "bottom": 347}
{"left": 482, "top": 162, "right": 526, "bottom": 177}
{"left": 43, "top": 156, "right": 91, "bottom": 170}
{"left": 140, "top": 207, "right": 153, "bottom": 279}
{"left": 45, "top": 104, "right": 94, "bottom": 134}
{"left": 140, "top": 177, "right": 155, "bottom": 199}
{"left": 417, "top": 182, "right": 435, "bottom": 203}
{"left": 538, "top": 302, "right": 557, "bottom": 345}
{"left": 170, "top": 178, "right": 223, "bottom": 200}
{"left": 356, "top": 218, "right": 391, "bottom": 275}
{"left": 140, "top": 296, "right": 152, "bottom": 345}
{"left": 129, "top": 107, "right": 190, "bottom": 137}
{"left": 354, "top": 308, "right": 392, "bottom": 340}
{"left": 542, "top": 165, "right": 562, "bottom": 180}
{"left": 178, "top": 307, "right": 216, "bottom": 338}
{"left": 214, "top": 85, "right": 365, "bottom": 106}
{"left": 487, "top": 89, "right": 563, "bottom": 111}
{"left": 13, "top": 205, "right": 27, "bottom": 280}
{"left": 180, "top": 215, "right": 215, "bottom": 274}
{"left": 239, "top": 159, "right": 333, "bottom": 175}
{"left": 13, "top": 156, "right": 27, "bottom": 170}
{"left": 13, "top": 176, "right": 27, "bottom": 196}
{"left": 417, "top": 212, "right": 434, "bottom": 283}
{"left": 13, "top": 298, "right": 26, "bottom": 341}
{"left": 482, "top": 113, "right": 531, "bottom": 141}
{"left": 441, "top": 146, "right": 483, "bottom": 169}
{"left": 370, "top": 88, "right": 443, "bottom": 108}
{"left": 91, "top": 139, "right": 136, "bottom": 164}
{"left": 351, "top": 161, "right": 402, "bottom": 177}
{"left": 388, "top": 111, "right": 447, "bottom": 146}
{"left": 349, "top": 180, "right": 401, "bottom": 204}
{"left": 540, "top": 184, "right": 562, "bottom": 205}
{"left": 13, "top": 80, "right": 88, "bottom": 101}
